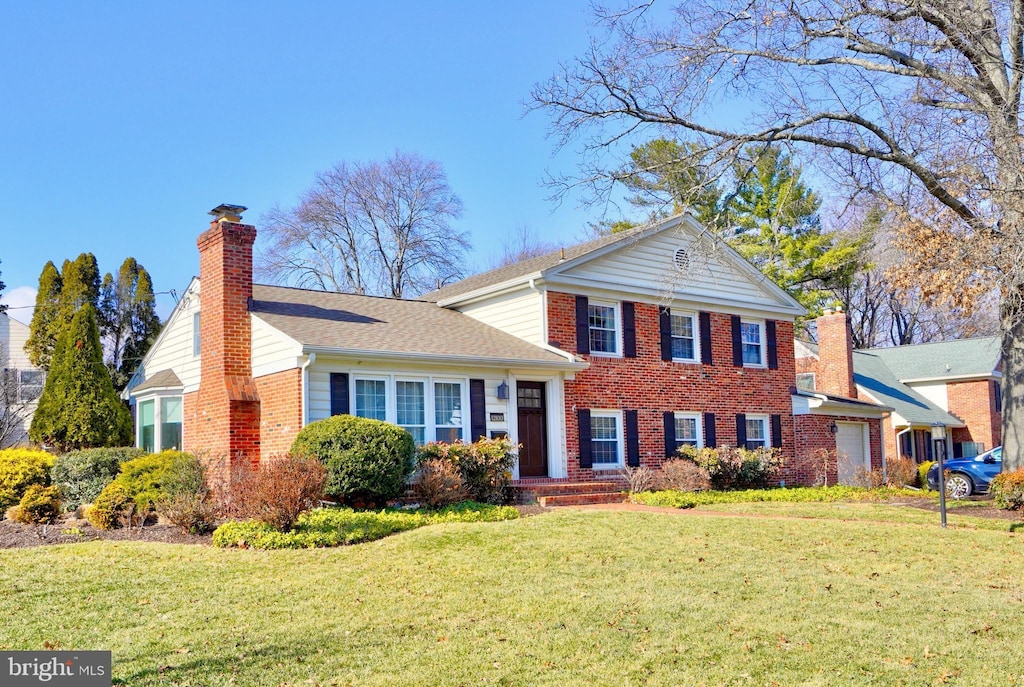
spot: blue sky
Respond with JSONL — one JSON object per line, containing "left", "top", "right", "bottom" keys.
{"left": 0, "top": 2, "right": 613, "bottom": 323}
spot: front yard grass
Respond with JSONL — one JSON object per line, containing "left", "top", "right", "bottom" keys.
{"left": 2, "top": 507, "right": 1024, "bottom": 685}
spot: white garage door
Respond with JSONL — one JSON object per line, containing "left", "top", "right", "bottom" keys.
{"left": 836, "top": 422, "right": 868, "bottom": 486}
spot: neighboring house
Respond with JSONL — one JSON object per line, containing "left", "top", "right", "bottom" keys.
{"left": 796, "top": 318, "right": 1001, "bottom": 464}
{"left": 0, "top": 311, "right": 45, "bottom": 447}
{"left": 127, "top": 204, "right": 862, "bottom": 487}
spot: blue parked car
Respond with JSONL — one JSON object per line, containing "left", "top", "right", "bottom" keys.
{"left": 926, "top": 446, "right": 1002, "bottom": 498}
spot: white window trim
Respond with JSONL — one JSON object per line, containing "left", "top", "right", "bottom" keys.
{"left": 670, "top": 309, "right": 700, "bottom": 363}
{"left": 347, "top": 373, "right": 470, "bottom": 444}
{"left": 16, "top": 369, "right": 44, "bottom": 403}
{"left": 741, "top": 319, "right": 767, "bottom": 368}
{"left": 744, "top": 414, "right": 769, "bottom": 449}
{"left": 590, "top": 409, "right": 624, "bottom": 469}
{"left": 588, "top": 300, "right": 623, "bottom": 358}
{"left": 674, "top": 412, "right": 704, "bottom": 449}
{"left": 135, "top": 391, "right": 184, "bottom": 452}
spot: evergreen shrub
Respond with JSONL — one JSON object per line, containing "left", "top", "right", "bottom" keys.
{"left": 51, "top": 447, "right": 145, "bottom": 510}
{"left": 0, "top": 448, "right": 56, "bottom": 512}
{"left": 416, "top": 437, "right": 516, "bottom": 504}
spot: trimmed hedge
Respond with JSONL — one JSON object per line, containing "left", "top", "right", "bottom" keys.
{"left": 213, "top": 501, "right": 519, "bottom": 549}
{"left": 291, "top": 415, "right": 414, "bottom": 506}
{"left": 0, "top": 449, "right": 56, "bottom": 512}
{"left": 416, "top": 437, "right": 517, "bottom": 504}
{"left": 632, "top": 485, "right": 926, "bottom": 509}
{"left": 51, "top": 447, "right": 146, "bottom": 510}
{"left": 990, "top": 469, "right": 1024, "bottom": 510}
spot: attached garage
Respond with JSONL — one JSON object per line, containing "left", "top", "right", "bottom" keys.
{"left": 836, "top": 421, "right": 869, "bottom": 485}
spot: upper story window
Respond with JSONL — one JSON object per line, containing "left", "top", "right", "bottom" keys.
{"left": 796, "top": 373, "right": 816, "bottom": 391}
{"left": 671, "top": 311, "right": 699, "bottom": 362}
{"left": 588, "top": 302, "right": 620, "bottom": 355}
{"left": 741, "top": 320, "right": 765, "bottom": 366}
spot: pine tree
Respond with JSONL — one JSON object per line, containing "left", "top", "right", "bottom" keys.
{"left": 58, "top": 253, "right": 101, "bottom": 325}
{"left": 99, "top": 258, "right": 162, "bottom": 390}
{"left": 29, "top": 304, "right": 132, "bottom": 451}
{"left": 25, "top": 261, "right": 63, "bottom": 370}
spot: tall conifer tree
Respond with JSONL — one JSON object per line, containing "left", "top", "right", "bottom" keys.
{"left": 25, "top": 261, "right": 63, "bottom": 370}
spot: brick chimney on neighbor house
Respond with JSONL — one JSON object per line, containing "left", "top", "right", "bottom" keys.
{"left": 194, "top": 204, "right": 261, "bottom": 472}
{"left": 816, "top": 307, "right": 857, "bottom": 399}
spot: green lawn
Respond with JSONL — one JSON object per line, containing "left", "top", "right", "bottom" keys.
{"left": 3, "top": 506, "right": 1024, "bottom": 686}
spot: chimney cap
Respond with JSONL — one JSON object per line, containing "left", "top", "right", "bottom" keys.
{"left": 209, "top": 204, "right": 248, "bottom": 222}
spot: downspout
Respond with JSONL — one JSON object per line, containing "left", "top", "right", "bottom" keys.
{"left": 301, "top": 352, "right": 316, "bottom": 427}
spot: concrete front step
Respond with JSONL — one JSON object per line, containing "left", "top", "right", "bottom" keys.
{"left": 537, "top": 491, "right": 629, "bottom": 507}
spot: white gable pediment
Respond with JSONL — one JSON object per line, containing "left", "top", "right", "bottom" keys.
{"left": 544, "top": 215, "right": 804, "bottom": 317}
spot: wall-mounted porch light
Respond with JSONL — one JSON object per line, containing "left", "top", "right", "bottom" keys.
{"left": 497, "top": 381, "right": 509, "bottom": 400}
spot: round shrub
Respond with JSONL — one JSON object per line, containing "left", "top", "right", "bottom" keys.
{"left": 10, "top": 485, "right": 62, "bottom": 525}
{"left": 990, "top": 468, "right": 1024, "bottom": 510}
{"left": 51, "top": 447, "right": 146, "bottom": 511}
{"left": 88, "top": 450, "right": 200, "bottom": 529}
{"left": 0, "top": 449, "right": 56, "bottom": 512}
{"left": 291, "top": 415, "right": 414, "bottom": 506}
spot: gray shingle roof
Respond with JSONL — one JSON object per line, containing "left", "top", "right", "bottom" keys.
{"left": 422, "top": 222, "right": 656, "bottom": 302}
{"left": 250, "top": 284, "right": 579, "bottom": 367}
{"left": 865, "top": 336, "right": 1000, "bottom": 380}
{"left": 852, "top": 350, "right": 964, "bottom": 427}
{"left": 132, "top": 369, "right": 183, "bottom": 392}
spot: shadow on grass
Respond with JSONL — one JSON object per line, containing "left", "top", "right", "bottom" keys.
{"left": 114, "top": 641, "right": 332, "bottom": 685}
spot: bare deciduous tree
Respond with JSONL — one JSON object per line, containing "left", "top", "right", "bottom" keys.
{"left": 533, "top": 0, "right": 1024, "bottom": 468}
{"left": 258, "top": 151, "right": 470, "bottom": 299}
{"left": 490, "top": 225, "right": 561, "bottom": 268}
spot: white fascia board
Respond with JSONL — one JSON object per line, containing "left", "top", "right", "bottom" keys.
{"left": 542, "top": 274, "right": 804, "bottom": 319}
{"left": 435, "top": 272, "right": 545, "bottom": 308}
{"left": 901, "top": 373, "right": 1000, "bottom": 384}
{"left": 302, "top": 346, "right": 588, "bottom": 372}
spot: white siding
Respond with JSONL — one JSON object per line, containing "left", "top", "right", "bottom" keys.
{"left": 252, "top": 316, "right": 302, "bottom": 377}
{"left": 455, "top": 290, "right": 544, "bottom": 345}
{"left": 135, "top": 282, "right": 202, "bottom": 392}
{"left": 556, "top": 229, "right": 790, "bottom": 313}
{"left": 908, "top": 383, "right": 949, "bottom": 411}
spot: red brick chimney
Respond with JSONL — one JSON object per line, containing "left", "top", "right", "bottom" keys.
{"left": 194, "top": 204, "right": 261, "bottom": 471}
{"left": 816, "top": 307, "right": 857, "bottom": 398}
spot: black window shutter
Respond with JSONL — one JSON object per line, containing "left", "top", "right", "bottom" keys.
{"left": 663, "top": 411, "right": 676, "bottom": 457}
{"left": 578, "top": 409, "right": 593, "bottom": 469}
{"left": 575, "top": 295, "right": 590, "bottom": 354}
{"left": 626, "top": 410, "right": 640, "bottom": 467}
{"left": 622, "top": 301, "right": 637, "bottom": 358}
{"left": 731, "top": 315, "right": 743, "bottom": 366}
{"left": 736, "top": 413, "right": 747, "bottom": 447}
{"left": 704, "top": 412, "right": 717, "bottom": 448}
{"left": 659, "top": 308, "right": 673, "bottom": 361}
{"left": 469, "top": 379, "right": 487, "bottom": 441}
{"left": 770, "top": 414, "right": 783, "bottom": 449}
{"left": 766, "top": 320, "right": 779, "bottom": 370}
{"left": 329, "top": 373, "right": 350, "bottom": 416}
{"left": 699, "top": 311, "right": 713, "bottom": 365}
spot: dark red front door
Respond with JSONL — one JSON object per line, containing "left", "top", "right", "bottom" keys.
{"left": 517, "top": 381, "right": 548, "bottom": 477}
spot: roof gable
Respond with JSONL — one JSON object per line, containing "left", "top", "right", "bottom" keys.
{"left": 853, "top": 350, "right": 964, "bottom": 427}
{"left": 426, "top": 214, "right": 804, "bottom": 316}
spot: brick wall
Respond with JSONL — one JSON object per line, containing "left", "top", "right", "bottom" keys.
{"left": 815, "top": 311, "right": 856, "bottom": 397}
{"left": 548, "top": 291, "right": 797, "bottom": 481}
{"left": 255, "top": 368, "right": 303, "bottom": 460}
{"left": 792, "top": 414, "right": 884, "bottom": 485}
{"left": 948, "top": 379, "right": 1001, "bottom": 452}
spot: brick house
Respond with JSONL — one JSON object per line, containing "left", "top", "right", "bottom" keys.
{"left": 796, "top": 319, "right": 1001, "bottom": 465}
{"left": 127, "top": 205, "right": 864, "bottom": 488}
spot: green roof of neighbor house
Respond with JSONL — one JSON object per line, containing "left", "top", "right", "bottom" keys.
{"left": 865, "top": 336, "right": 1001, "bottom": 381}
{"left": 851, "top": 350, "right": 964, "bottom": 427}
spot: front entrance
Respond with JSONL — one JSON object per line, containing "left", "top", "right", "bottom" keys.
{"left": 516, "top": 381, "right": 548, "bottom": 477}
